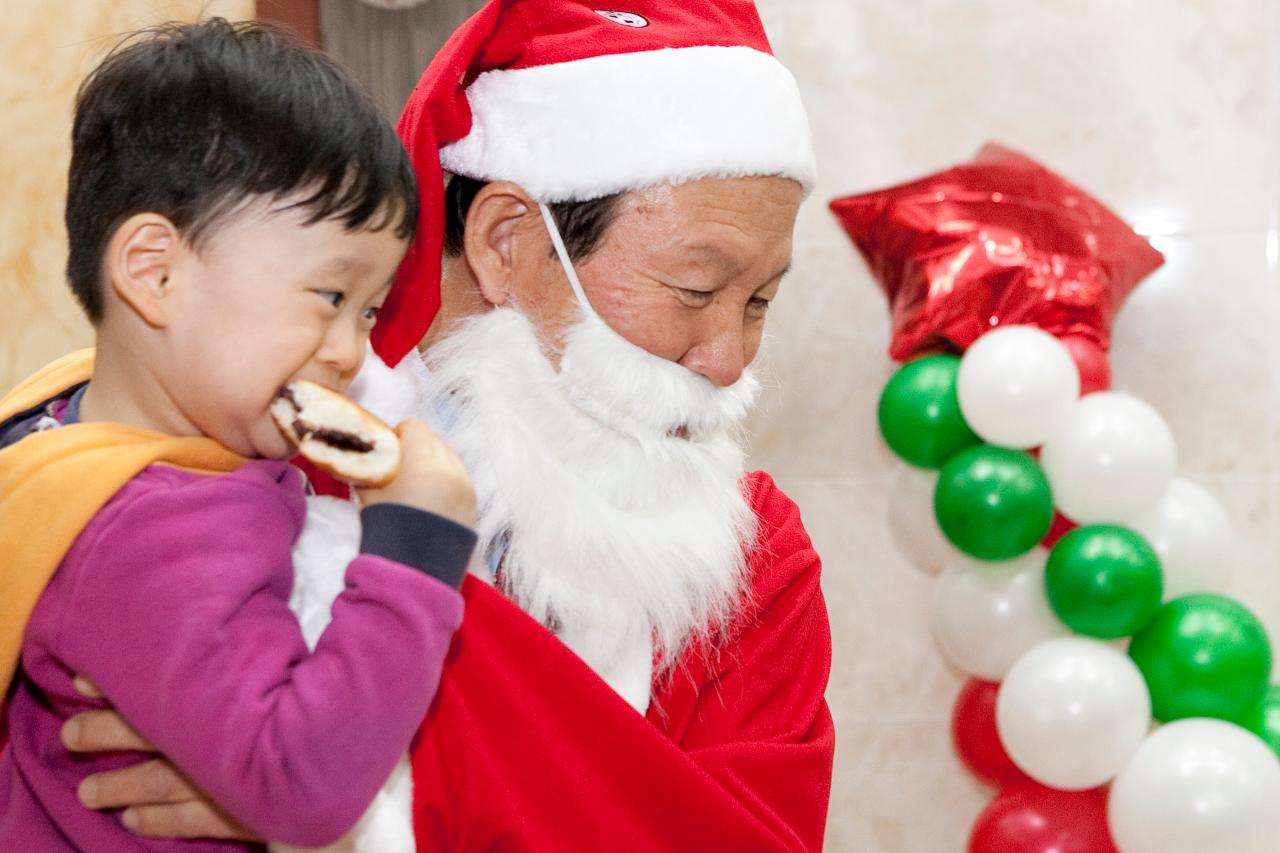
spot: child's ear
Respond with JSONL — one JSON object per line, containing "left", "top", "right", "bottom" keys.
{"left": 104, "top": 213, "right": 181, "bottom": 328}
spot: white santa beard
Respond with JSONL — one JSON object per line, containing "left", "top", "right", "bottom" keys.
{"left": 558, "top": 305, "right": 761, "bottom": 442}
{"left": 423, "top": 305, "right": 759, "bottom": 680}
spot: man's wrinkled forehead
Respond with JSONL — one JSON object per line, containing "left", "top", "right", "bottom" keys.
{"left": 611, "top": 179, "right": 800, "bottom": 278}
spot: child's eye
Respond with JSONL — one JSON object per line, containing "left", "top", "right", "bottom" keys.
{"left": 362, "top": 305, "right": 381, "bottom": 323}
{"left": 317, "top": 291, "right": 345, "bottom": 308}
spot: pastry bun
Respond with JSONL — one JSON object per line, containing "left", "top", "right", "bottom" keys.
{"left": 271, "top": 380, "right": 401, "bottom": 488}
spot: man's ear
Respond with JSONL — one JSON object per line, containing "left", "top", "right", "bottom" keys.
{"left": 462, "top": 181, "right": 542, "bottom": 308}
{"left": 103, "top": 213, "right": 181, "bottom": 328}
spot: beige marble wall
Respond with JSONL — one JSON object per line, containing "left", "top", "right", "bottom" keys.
{"left": 0, "top": 0, "right": 253, "bottom": 390}
{"left": 747, "top": 1, "right": 1280, "bottom": 850}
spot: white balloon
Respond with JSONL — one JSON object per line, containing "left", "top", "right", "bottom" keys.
{"left": 957, "top": 325, "right": 1081, "bottom": 449}
{"left": 1125, "top": 478, "right": 1236, "bottom": 600}
{"left": 888, "top": 465, "right": 956, "bottom": 573}
{"left": 931, "top": 549, "right": 1069, "bottom": 680}
{"left": 1039, "top": 392, "right": 1177, "bottom": 523}
{"left": 996, "top": 637, "right": 1151, "bottom": 790}
{"left": 1109, "top": 719, "right": 1280, "bottom": 853}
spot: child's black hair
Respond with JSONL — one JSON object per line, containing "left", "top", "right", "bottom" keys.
{"left": 66, "top": 18, "right": 417, "bottom": 322}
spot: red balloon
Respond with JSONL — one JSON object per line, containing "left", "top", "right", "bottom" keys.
{"left": 1059, "top": 333, "right": 1111, "bottom": 395}
{"left": 829, "top": 143, "right": 1163, "bottom": 362}
{"left": 952, "top": 678, "right": 1030, "bottom": 788}
{"left": 969, "top": 783, "right": 1118, "bottom": 853}
{"left": 1041, "top": 510, "right": 1077, "bottom": 550}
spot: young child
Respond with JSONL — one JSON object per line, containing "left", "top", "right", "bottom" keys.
{"left": 0, "top": 19, "right": 475, "bottom": 851}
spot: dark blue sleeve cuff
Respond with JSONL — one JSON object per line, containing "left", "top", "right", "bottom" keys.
{"left": 359, "top": 504, "right": 476, "bottom": 589}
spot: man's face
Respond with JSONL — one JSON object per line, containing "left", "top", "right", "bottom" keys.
{"left": 510, "top": 175, "right": 802, "bottom": 388}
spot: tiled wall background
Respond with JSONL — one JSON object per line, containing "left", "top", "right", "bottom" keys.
{"left": 4, "top": 2, "right": 1277, "bottom": 851}
{"left": 0, "top": 1, "right": 254, "bottom": 390}
{"left": 0, "top": 1, "right": 259, "bottom": 386}
{"left": 746, "top": 1, "right": 1280, "bottom": 850}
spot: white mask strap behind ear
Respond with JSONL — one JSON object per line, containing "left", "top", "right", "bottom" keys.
{"left": 538, "top": 202, "right": 593, "bottom": 311}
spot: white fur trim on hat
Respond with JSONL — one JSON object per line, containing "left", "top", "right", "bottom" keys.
{"left": 440, "top": 45, "right": 816, "bottom": 202}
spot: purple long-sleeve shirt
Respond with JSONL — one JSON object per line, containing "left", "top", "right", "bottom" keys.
{"left": 0, "top": 458, "right": 470, "bottom": 851}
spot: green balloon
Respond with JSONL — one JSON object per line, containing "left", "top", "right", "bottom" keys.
{"left": 1129, "top": 594, "right": 1272, "bottom": 724}
{"left": 1243, "top": 684, "right": 1280, "bottom": 760}
{"left": 934, "top": 446, "right": 1055, "bottom": 561}
{"left": 878, "top": 355, "right": 979, "bottom": 468}
{"left": 1045, "top": 525, "right": 1164, "bottom": 639}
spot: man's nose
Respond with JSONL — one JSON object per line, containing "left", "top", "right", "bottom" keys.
{"left": 681, "top": 321, "right": 747, "bottom": 388}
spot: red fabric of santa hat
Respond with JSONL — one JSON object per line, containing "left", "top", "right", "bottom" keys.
{"left": 371, "top": 0, "right": 816, "bottom": 365}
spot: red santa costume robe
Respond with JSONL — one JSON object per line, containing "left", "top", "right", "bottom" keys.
{"left": 408, "top": 471, "right": 833, "bottom": 852}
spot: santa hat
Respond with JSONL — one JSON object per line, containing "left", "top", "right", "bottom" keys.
{"left": 371, "top": 0, "right": 815, "bottom": 365}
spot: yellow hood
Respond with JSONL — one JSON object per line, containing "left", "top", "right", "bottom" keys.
{"left": 0, "top": 350, "right": 245, "bottom": 694}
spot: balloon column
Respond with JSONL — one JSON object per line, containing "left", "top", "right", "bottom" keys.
{"left": 831, "top": 144, "right": 1280, "bottom": 853}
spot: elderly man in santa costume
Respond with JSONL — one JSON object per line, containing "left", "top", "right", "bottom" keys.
{"left": 63, "top": 1, "right": 834, "bottom": 849}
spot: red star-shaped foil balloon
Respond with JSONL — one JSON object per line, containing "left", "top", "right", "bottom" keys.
{"left": 830, "top": 144, "right": 1164, "bottom": 365}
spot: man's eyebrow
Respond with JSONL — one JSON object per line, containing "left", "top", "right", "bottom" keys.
{"left": 754, "top": 261, "right": 792, "bottom": 291}
{"left": 684, "top": 245, "right": 791, "bottom": 282}
{"left": 685, "top": 242, "right": 745, "bottom": 275}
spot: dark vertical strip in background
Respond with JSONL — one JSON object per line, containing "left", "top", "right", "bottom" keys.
{"left": 255, "top": 0, "right": 322, "bottom": 47}
{"left": 317, "top": 0, "right": 487, "bottom": 121}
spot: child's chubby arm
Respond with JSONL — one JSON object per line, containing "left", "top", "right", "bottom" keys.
{"left": 48, "top": 418, "right": 476, "bottom": 848}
